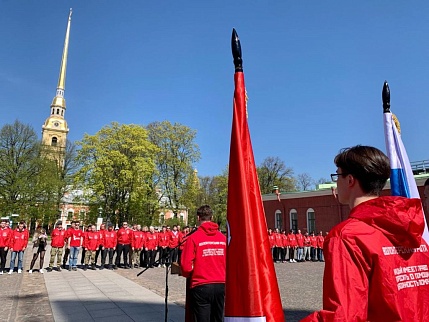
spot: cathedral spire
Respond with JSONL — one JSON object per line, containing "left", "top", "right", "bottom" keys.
{"left": 51, "top": 8, "right": 72, "bottom": 117}
{"left": 42, "top": 9, "right": 72, "bottom": 163}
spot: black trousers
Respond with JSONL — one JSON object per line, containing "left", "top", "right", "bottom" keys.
{"left": 159, "top": 247, "right": 168, "bottom": 265}
{"left": 95, "top": 245, "right": 103, "bottom": 264}
{"left": 289, "top": 247, "right": 295, "bottom": 260}
{"left": 170, "top": 247, "right": 178, "bottom": 263}
{"left": 0, "top": 247, "right": 7, "bottom": 271}
{"left": 145, "top": 249, "right": 156, "bottom": 267}
{"left": 116, "top": 244, "right": 130, "bottom": 267}
{"left": 191, "top": 283, "right": 225, "bottom": 322}
{"left": 105, "top": 248, "right": 115, "bottom": 266}
{"left": 63, "top": 247, "right": 70, "bottom": 267}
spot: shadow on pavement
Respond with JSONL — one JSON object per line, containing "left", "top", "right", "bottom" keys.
{"left": 45, "top": 299, "right": 183, "bottom": 322}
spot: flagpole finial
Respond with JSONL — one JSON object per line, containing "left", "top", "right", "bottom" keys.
{"left": 382, "top": 81, "right": 390, "bottom": 113}
{"left": 231, "top": 28, "right": 243, "bottom": 72}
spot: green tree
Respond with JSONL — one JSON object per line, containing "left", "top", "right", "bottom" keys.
{"left": 75, "top": 122, "right": 159, "bottom": 224}
{"left": 0, "top": 120, "right": 42, "bottom": 220}
{"left": 147, "top": 121, "right": 201, "bottom": 217}
{"left": 257, "top": 157, "right": 296, "bottom": 194}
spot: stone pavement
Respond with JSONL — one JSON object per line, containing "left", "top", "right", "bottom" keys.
{"left": 1, "top": 244, "right": 324, "bottom": 322}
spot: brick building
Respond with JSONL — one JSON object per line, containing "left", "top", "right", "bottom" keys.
{"left": 262, "top": 174, "right": 429, "bottom": 234}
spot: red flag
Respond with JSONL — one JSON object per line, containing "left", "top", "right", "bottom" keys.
{"left": 225, "top": 35, "right": 285, "bottom": 321}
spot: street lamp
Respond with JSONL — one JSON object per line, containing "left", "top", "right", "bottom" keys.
{"left": 97, "top": 207, "right": 103, "bottom": 230}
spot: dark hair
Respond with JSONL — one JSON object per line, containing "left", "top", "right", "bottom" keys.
{"left": 197, "top": 205, "right": 213, "bottom": 221}
{"left": 425, "top": 178, "right": 429, "bottom": 186}
{"left": 334, "top": 145, "right": 390, "bottom": 195}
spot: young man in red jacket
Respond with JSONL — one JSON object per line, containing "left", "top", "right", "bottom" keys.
{"left": 47, "top": 222, "right": 66, "bottom": 272}
{"left": 0, "top": 219, "right": 11, "bottom": 274}
{"left": 303, "top": 145, "right": 429, "bottom": 322}
{"left": 287, "top": 230, "right": 297, "bottom": 263}
{"left": 169, "top": 225, "right": 180, "bottom": 264}
{"left": 67, "top": 220, "right": 83, "bottom": 271}
{"left": 157, "top": 226, "right": 169, "bottom": 268}
{"left": 181, "top": 205, "right": 226, "bottom": 322}
{"left": 145, "top": 226, "right": 158, "bottom": 268}
{"left": 104, "top": 224, "right": 117, "bottom": 270}
{"left": 94, "top": 223, "right": 106, "bottom": 269}
{"left": 83, "top": 225, "right": 99, "bottom": 270}
{"left": 115, "top": 221, "right": 132, "bottom": 269}
{"left": 316, "top": 231, "right": 325, "bottom": 262}
{"left": 131, "top": 225, "right": 145, "bottom": 268}
{"left": 8, "top": 221, "right": 28, "bottom": 274}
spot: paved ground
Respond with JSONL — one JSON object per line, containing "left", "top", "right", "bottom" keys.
{"left": 0, "top": 245, "right": 324, "bottom": 322}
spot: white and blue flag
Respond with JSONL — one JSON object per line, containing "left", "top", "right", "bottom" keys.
{"left": 384, "top": 112, "right": 429, "bottom": 244}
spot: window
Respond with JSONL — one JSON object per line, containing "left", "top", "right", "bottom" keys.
{"left": 57, "top": 109, "right": 60, "bottom": 115}
{"left": 52, "top": 108, "right": 55, "bottom": 115}
{"left": 160, "top": 213, "right": 165, "bottom": 224}
{"left": 275, "top": 210, "right": 282, "bottom": 229}
{"left": 290, "top": 209, "right": 298, "bottom": 232}
{"left": 67, "top": 211, "right": 74, "bottom": 221}
{"left": 51, "top": 137, "right": 58, "bottom": 146}
{"left": 307, "top": 208, "right": 316, "bottom": 233}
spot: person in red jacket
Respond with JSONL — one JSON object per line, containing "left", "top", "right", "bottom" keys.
{"left": 288, "top": 230, "right": 297, "bottom": 263}
{"left": 267, "top": 228, "right": 275, "bottom": 262}
{"left": 115, "top": 221, "right": 132, "bottom": 269}
{"left": 281, "top": 230, "right": 289, "bottom": 263}
{"left": 296, "top": 229, "right": 304, "bottom": 262}
{"left": 94, "top": 223, "right": 106, "bottom": 268}
{"left": 178, "top": 226, "right": 190, "bottom": 264}
{"left": 8, "top": 221, "right": 28, "bottom": 274}
{"left": 303, "top": 232, "right": 311, "bottom": 261}
{"left": 316, "top": 231, "right": 325, "bottom": 262}
{"left": 309, "top": 232, "right": 317, "bottom": 261}
{"left": 181, "top": 205, "right": 226, "bottom": 322}
{"left": 303, "top": 145, "right": 429, "bottom": 322}
{"left": 104, "top": 224, "right": 117, "bottom": 269}
{"left": 145, "top": 226, "right": 158, "bottom": 268}
{"left": 169, "top": 225, "right": 180, "bottom": 263}
{"left": 131, "top": 225, "right": 145, "bottom": 268}
{"left": 157, "top": 226, "right": 169, "bottom": 268}
{"left": 67, "top": 220, "right": 83, "bottom": 271}
{"left": 83, "top": 225, "right": 99, "bottom": 270}
{"left": 47, "top": 222, "right": 66, "bottom": 272}
{"left": 274, "top": 228, "right": 282, "bottom": 263}
{"left": 0, "top": 219, "right": 11, "bottom": 274}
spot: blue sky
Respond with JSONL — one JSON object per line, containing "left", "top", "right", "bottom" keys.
{"left": 1, "top": 2, "right": 429, "bottom": 184}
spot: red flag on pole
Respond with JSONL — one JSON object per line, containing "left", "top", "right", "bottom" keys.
{"left": 225, "top": 29, "right": 285, "bottom": 322}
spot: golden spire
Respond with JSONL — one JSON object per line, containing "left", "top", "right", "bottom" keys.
{"left": 51, "top": 8, "right": 72, "bottom": 113}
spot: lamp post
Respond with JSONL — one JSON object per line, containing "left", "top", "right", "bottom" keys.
{"left": 97, "top": 206, "right": 103, "bottom": 230}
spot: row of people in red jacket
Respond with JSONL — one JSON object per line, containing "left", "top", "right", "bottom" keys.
{"left": 0, "top": 220, "right": 30, "bottom": 274}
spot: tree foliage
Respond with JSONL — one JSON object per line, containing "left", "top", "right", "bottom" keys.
{"left": 147, "top": 121, "right": 201, "bottom": 217}
{"left": 75, "top": 122, "right": 159, "bottom": 225}
{"left": 257, "top": 157, "right": 296, "bottom": 194}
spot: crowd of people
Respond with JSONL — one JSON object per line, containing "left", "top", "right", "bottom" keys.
{"left": 268, "top": 228, "right": 326, "bottom": 263}
{"left": 0, "top": 218, "right": 193, "bottom": 274}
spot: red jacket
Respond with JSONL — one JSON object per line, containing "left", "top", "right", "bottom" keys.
{"left": 132, "top": 230, "right": 145, "bottom": 249}
{"left": 181, "top": 221, "right": 226, "bottom": 288}
{"left": 158, "top": 231, "right": 169, "bottom": 248}
{"left": 303, "top": 196, "right": 429, "bottom": 322}
{"left": 316, "top": 235, "right": 324, "bottom": 248}
{"left": 104, "top": 230, "right": 117, "bottom": 249}
{"left": 296, "top": 233, "right": 304, "bottom": 247}
{"left": 68, "top": 228, "right": 83, "bottom": 247}
{"left": 303, "top": 235, "right": 311, "bottom": 247}
{"left": 10, "top": 228, "right": 28, "bottom": 251}
{"left": 288, "top": 233, "right": 297, "bottom": 247}
{"left": 0, "top": 227, "right": 11, "bottom": 248}
{"left": 51, "top": 228, "right": 66, "bottom": 248}
{"left": 179, "top": 231, "right": 190, "bottom": 251}
{"left": 169, "top": 230, "right": 180, "bottom": 248}
{"left": 97, "top": 229, "right": 105, "bottom": 247}
{"left": 281, "top": 233, "right": 289, "bottom": 247}
{"left": 145, "top": 232, "right": 158, "bottom": 250}
{"left": 310, "top": 235, "right": 317, "bottom": 247}
{"left": 268, "top": 232, "right": 275, "bottom": 248}
{"left": 84, "top": 231, "right": 99, "bottom": 251}
{"left": 117, "top": 227, "right": 132, "bottom": 245}
{"left": 274, "top": 232, "right": 282, "bottom": 247}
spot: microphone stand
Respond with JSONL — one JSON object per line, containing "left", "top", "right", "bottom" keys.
{"left": 137, "top": 228, "right": 197, "bottom": 322}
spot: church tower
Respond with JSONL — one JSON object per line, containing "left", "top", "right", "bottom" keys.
{"left": 41, "top": 9, "right": 72, "bottom": 167}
